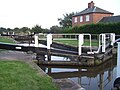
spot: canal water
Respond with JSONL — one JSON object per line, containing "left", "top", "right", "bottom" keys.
{"left": 19, "top": 42, "right": 119, "bottom": 89}
{"left": 39, "top": 55, "right": 118, "bottom": 90}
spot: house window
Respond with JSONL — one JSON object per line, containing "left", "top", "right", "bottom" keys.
{"left": 74, "top": 17, "right": 77, "bottom": 23}
{"left": 86, "top": 15, "right": 90, "bottom": 21}
{"left": 80, "top": 16, "right": 83, "bottom": 22}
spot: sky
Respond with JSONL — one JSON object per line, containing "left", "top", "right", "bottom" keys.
{"left": 0, "top": 0, "right": 120, "bottom": 29}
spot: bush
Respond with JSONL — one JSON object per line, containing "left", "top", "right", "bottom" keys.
{"left": 63, "top": 22, "right": 120, "bottom": 34}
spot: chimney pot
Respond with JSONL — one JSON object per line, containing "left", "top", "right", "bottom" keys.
{"left": 88, "top": 1, "right": 94, "bottom": 8}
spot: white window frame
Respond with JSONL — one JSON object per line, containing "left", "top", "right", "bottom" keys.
{"left": 80, "top": 16, "right": 83, "bottom": 22}
{"left": 74, "top": 17, "right": 77, "bottom": 23}
{"left": 86, "top": 15, "right": 90, "bottom": 22}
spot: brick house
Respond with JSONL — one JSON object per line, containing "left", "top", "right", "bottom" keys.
{"left": 72, "top": 1, "right": 114, "bottom": 27}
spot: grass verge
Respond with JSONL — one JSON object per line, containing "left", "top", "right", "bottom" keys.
{"left": 0, "top": 37, "right": 16, "bottom": 44}
{"left": 54, "top": 39, "right": 98, "bottom": 46}
{"left": 0, "top": 37, "right": 16, "bottom": 52}
{"left": 0, "top": 60, "right": 58, "bottom": 90}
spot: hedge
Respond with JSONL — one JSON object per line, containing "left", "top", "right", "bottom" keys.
{"left": 63, "top": 22, "right": 120, "bottom": 34}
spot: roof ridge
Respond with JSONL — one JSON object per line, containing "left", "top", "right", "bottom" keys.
{"left": 94, "top": 6, "right": 113, "bottom": 13}
{"left": 73, "top": 6, "right": 113, "bottom": 17}
{"left": 93, "top": 6, "right": 96, "bottom": 12}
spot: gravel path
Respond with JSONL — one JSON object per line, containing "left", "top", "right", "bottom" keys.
{"left": 0, "top": 51, "right": 35, "bottom": 61}
{"left": 0, "top": 50, "right": 47, "bottom": 76}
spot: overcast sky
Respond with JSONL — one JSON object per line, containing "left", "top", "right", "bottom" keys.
{"left": 0, "top": 0, "right": 120, "bottom": 29}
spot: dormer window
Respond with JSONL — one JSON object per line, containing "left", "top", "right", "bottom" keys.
{"left": 86, "top": 15, "right": 90, "bottom": 21}
{"left": 80, "top": 16, "right": 83, "bottom": 22}
{"left": 74, "top": 17, "right": 77, "bottom": 23}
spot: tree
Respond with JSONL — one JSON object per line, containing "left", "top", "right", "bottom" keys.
{"left": 42, "top": 28, "right": 49, "bottom": 33}
{"left": 13, "top": 27, "right": 20, "bottom": 33}
{"left": 20, "top": 27, "right": 31, "bottom": 34}
{"left": 0, "top": 27, "right": 7, "bottom": 34}
{"left": 31, "top": 25, "right": 43, "bottom": 34}
{"left": 58, "top": 12, "right": 75, "bottom": 28}
{"left": 50, "top": 25, "right": 62, "bottom": 33}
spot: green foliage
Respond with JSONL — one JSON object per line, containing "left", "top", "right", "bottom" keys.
{"left": 0, "top": 27, "right": 8, "bottom": 34}
{"left": 1, "top": 21, "right": 120, "bottom": 34}
{"left": 62, "top": 27, "right": 72, "bottom": 33}
{"left": 95, "top": 60, "right": 102, "bottom": 65}
{"left": 58, "top": 12, "right": 75, "bottom": 28}
{"left": 20, "top": 27, "right": 31, "bottom": 34}
{"left": 13, "top": 27, "right": 20, "bottom": 33}
{"left": 63, "top": 22, "right": 120, "bottom": 34}
{"left": 0, "top": 61, "right": 58, "bottom": 90}
{"left": 50, "top": 25, "right": 62, "bottom": 33}
{"left": 0, "top": 24, "right": 50, "bottom": 35}
{"left": 31, "top": 25, "right": 43, "bottom": 33}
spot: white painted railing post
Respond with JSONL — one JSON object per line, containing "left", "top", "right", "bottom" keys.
{"left": 34, "top": 34, "right": 39, "bottom": 47}
{"left": 47, "top": 34, "right": 52, "bottom": 49}
{"left": 8, "top": 32, "right": 10, "bottom": 35}
{"left": 117, "top": 42, "right": 120, "bottom": 78}
{"left": 28, "top": 31, "right": 31, "bottom": 35}
{"left": 89, "top": 34, "right": 92, "bottom": 52}
{"left": 110, "top": 33, "right": 115, "bottom": 46}
{"left": 12, "top": 32, "right": 15, "bottom": 35}
{"left": 102, "top": 34, "right": 106, "bottom": 53}
{"left": 78, "top": 34, "right": 84, "bottom": 55}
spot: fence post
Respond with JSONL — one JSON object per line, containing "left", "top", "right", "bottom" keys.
{"left": 34, "top": 34, "right": 39, "bottom": 47}
{"left": 47, "top": 34, "right": 52, "bottom": 49}
{"left": 117, "top": 42, "right": 120, "bottom": 78}
{"left": 110, "top": 33, "right": 115, "bottom": 46}
{"left": 12, "top": 32, "right": 15, "bottom": 35}
{"left": 7, "top": 32, "right": 10, "bottom": 35}
{"left": 47, "top": 34, "right": 52, "bottom": 61}
{"left": 78, "top": 34, "right": 84, "bottom": 55}
{"left": 101, "top": 34, "right": 106, "bottom": 53}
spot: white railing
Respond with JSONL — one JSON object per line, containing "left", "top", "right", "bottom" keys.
{"left": 78, "top": 34, "right": 93, "bottom": 55}
{"left": 34, "top": 33, "right": 115, "bottom": 55}
{"left": 97, "top": 33, "right": 115, "bottom": 53}
{"left": 117, "top": 42, "right": 120, "bottom": 78}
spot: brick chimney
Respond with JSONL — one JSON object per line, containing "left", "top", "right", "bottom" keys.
{"left": 88, "top": 1, "right": 94, "bottom": 8}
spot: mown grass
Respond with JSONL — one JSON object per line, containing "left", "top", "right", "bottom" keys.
{"left": 54, "top": 40, "right": 78, "bottom": 46}
{"left": 0, "top": 37, "right": 16, "bottom": 52}
{"left": 0, "top": 37, "right": 16, "bottom": 44}
{"left": 54, "top": 39, "right": 98, "bottom": 46}
{"left": 0, "top": 61, "right": 58, "bottom": 90}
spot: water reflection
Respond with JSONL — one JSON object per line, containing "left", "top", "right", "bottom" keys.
{"left": 39, "top": 55, "right": 117, "bottom": 90}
